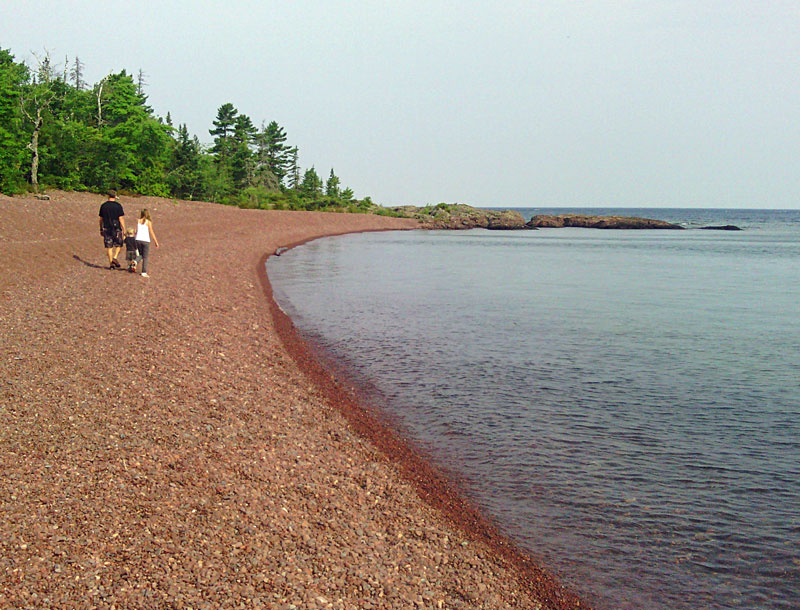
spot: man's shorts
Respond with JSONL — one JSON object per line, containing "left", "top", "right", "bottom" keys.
{"left": 102, "top": 226, "right": 123, "bottom": 248}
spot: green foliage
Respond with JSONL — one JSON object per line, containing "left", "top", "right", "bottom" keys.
{"left": 0, "top": 49, "right": 29, "bottom": 192}
{"left": 0, "top": 46, "right": 388, "bottom": 216}
{"left": 256, "top": 121, "right": 291, "bottom": 185}
{"left": 325, "top": 168, "right": 340, "bottom": 197}
{"left": 300, "top": 166, "right": 323, "bottom": 196}
{"left": 167, "top": 124, "right": 203, "bottom": 199}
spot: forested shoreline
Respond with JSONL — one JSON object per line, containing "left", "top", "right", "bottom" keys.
{"left": 0, "top": 48, "right": 381, "bottom": 213}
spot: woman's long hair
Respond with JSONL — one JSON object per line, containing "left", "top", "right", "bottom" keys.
{"left": 139, "top": 209, "right": 152, "bottom": 222}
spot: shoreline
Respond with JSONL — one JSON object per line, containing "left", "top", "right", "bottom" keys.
{"left": 261, "top": 243, "right": 588, "bottom": 610}
{"left": 1, "top": 191, "right": 590, "bottom": 609}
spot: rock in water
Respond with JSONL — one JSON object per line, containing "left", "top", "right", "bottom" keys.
{"left": 392, "top": 204, "right": 526, "bottom": 230}
{"left": 526, "top": 214, "right": 684, "bottom": 229}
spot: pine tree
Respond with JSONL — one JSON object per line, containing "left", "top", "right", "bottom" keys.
{"left": 234, "top": 114, "right": 257, "bottom": 146}
{"left": 257, "top": 120, "right": 290, "bottom": 184}
{"left": 209, "top": 102, "right": 238, "bottom": 161}
{"left": 231, "top": 113, "right": 256, "bottom": 187}
{"left": 287, "top": 146, "right": 299, "bottom": 189}
{"left": 300, "top": 166, "right": 322, "bottom": 196}
{"left": 168, "top": 123, "right": 202, "bottom": 198}
{"left": 325, "top": 168, "right": 340, "bottom": 198}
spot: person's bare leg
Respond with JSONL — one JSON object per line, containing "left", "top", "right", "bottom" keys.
{"left": 106, "top": 247, "right": 115, "bottom": 264}
{"left": 112, "top": 246, "right": 122, "bottom": 262}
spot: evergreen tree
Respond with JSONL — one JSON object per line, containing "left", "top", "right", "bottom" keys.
{"left": 300, "top": 166, "right": 322, "bottom": 196}
{"left": 256, "top": 120, "right": 290, "bottom": 184}
{"left": 0, "top": 45, "right": 376, "bottom": 211}
{"left": 97, "top": 70, "right": 149, "bottom": 127}
{"left": 0, "top": 49, "right": 29, "bottom": 192}
{"left": 287, "top": 146, "right": 299, "bottom": 190}
{"left": 233, "top": 113, "right": 257, "bottom": 146}
{"left": 167, "top": 123, "right": 202, "bottom": 198}
{"left": 37, "top": 76, "right": 97, "bottom": 190}
{"left": 231, "top": 113, "right": 256, "bottom": 188}
{"left": 209, "top": 102, "right": 238, "bottom": 162}
{"left": 325, "top": 168, "right": 340, "bottom": 198}
{"left": 79, "top": 70, "right": 170, "bottom": 194}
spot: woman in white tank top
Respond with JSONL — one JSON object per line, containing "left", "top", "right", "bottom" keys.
{"left": 134, "top": 208, "right": 160, "bottom": 277}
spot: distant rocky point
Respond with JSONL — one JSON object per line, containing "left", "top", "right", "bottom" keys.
{"left": 389, "top": 205, "right": 715, "bottom": 231}
{"left": 392, "top": 203, "right": 526, "bottom": 230}
{"left": 527, "top": 214, "right": 684, "bottom": 230}
{"left": 698, "top": 225, "right": 742, "bottom": 231}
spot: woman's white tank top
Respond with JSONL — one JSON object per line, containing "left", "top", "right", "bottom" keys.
{"left": 135, "top": 220, "right": 150, "bottom": 242}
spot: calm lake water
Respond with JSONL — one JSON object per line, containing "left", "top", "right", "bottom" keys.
{"left": 268, "top": 208, "right": 800, "bottom": 610}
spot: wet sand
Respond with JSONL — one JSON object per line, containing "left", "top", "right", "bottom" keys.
{"left": 0, "top": 191, "right": 588, "bottom": 609}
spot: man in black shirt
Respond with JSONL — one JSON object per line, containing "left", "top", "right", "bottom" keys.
{"left": 98, "top": 190, "right": 126, "bottom": 268}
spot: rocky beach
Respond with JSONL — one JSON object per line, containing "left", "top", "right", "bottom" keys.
{"left": 0, "top": 192, "right": 587, "bottom": 609}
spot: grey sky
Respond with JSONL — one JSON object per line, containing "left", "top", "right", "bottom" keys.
{"left": 4, "top": 1, "right": 799, "bottom": 208}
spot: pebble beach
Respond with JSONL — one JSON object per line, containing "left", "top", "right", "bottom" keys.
{"left": 0, "top": 192, "right": 588, "bottom": 610}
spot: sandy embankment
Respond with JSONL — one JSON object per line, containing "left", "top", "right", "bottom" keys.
{"left": 0, "top": 192, "right": 587, "bottom": 609}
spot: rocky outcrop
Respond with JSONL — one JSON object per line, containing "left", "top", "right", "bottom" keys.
{"left": 486, "top": 209, "right": 528, "bottom": 230}
{"left": 393, "top": 204, "right": 527, "bottom": 230}
{"left": 526, "top": 214, "right": 684, "bottom": 230}
{"left": 699, "top": 225, "right": 742, "bottom": 231}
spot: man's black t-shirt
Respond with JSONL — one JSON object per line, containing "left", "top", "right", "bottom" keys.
{"left": 99, "top": 200, "right": 124, "bottom": 230}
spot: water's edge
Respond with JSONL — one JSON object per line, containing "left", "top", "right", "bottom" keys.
{"left": 258, "top": 235, "right": 592, "bottom": 610}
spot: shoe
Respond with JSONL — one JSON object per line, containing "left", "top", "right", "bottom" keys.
{"left": 111, "top": 259, "right": 121, "bottom": 268}
{"left": 109, "top": 263, "right": 115, "bottom": 269}
{"left": 141, "top": 273, "right": 149, "bottom": 278}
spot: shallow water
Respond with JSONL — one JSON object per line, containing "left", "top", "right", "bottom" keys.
{"left": 268, "top": 209, "right": 800, "bottom": 610}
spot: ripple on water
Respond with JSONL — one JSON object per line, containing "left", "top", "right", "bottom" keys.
{"left": 268, "top": 221, "right": 800, "bottom": 610}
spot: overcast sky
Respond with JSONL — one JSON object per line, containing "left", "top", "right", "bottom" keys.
{"left": 4, "top": 1, "right": 799, "bottom": 208}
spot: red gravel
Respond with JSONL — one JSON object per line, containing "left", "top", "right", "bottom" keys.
{"left": 1, "top": 191, "right": 590, "bottom": 609}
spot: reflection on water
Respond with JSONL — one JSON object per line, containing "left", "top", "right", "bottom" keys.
{"left": 268, "top": 213, "right": 800, "bottom": 610}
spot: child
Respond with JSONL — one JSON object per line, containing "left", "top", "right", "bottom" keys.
{"left": 124, "top": 227, "right": 138, "bottom": 272}
{"left": 134, "top": 208, "right": 160, "bottom": 278}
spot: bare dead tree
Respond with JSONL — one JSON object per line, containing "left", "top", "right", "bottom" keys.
{"left": 96, "top": 75, "right": 109, "bottom": 126}
{"left": 21, "top": 51, "right": 57, "bottom": 190}
{"left": 136, "top": 69, "right": 146, "bottom": 96}
{"left": 69, "top": 56, "right": 86, "bottom": 90}
{"left": 32, "top": 49, "right": 55, "bottom": 84}
{"left": 20, "top": 89, "right": 55, "bottom": 191}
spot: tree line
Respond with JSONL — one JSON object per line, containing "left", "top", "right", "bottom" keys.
{"left": 0, "top": 48, "right": 378, "bottom": 213}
